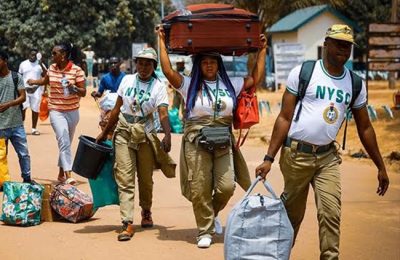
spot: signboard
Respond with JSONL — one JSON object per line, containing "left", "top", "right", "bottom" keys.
{"left": 368, "top": 62, "right": 400, "bottom": 71}
{"left": 369, "top": 49, "right": 400, "bottom": 58}
{"left": 367, "top": 23, "right": 400, "bottom": 75}
{"left": 273, "top": 43, "right": 305, "bottom": 89}
{"left": 132, "top": 43, "right": 147, "bottom": 58}
{"left": 369, "top": 23, "right": 400, "bottom": 33}
{"left": 368, "top": 37, "right": 400, "bottom": 45}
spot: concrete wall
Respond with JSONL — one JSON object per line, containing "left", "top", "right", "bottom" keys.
{"left": 270, "top": 31, "right": 298, "bottom": 46}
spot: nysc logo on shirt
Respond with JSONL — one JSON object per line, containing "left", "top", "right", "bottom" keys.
{"left": 323, "top": 102, "right": 339, "bottom": 124}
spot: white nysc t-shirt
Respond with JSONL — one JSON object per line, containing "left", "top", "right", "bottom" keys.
{"left": 178, "top": 75, "right": 244, "bottom": 120}
{"left": 286, "top": 59, "right": 367, "bottom": 145}
{"left": 117, "top": 73, "right": 169, "bottom": 131}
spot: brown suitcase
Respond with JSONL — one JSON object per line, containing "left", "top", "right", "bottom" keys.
{"left": 162, "top": 4, "right": 261, "bottom": 56}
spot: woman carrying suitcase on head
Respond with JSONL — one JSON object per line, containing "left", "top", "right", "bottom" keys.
{"left": 96, "top": 47, "right": 175, "bottom": 242}
{"left": 158, "top": 27, "right": 267, "bottom": 248}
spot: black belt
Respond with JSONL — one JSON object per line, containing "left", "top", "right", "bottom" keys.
{"left": 284, "top": 138, "right": 333, "bottom": 154}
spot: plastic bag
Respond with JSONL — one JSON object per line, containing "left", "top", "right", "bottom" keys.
{"left": 39, "top": 94, "right": 49, "bottom": 121}
{"left": 0, "top": 139, "right": 10, "bottom": 187}
{"left": 99, "top": 91, "right": 118, "bottom": 111}
{"left": 168, "top": 108, "right": 183, "bottom": 133}
{"left": 88, "top": 141, "right": 119, "bottom": 209}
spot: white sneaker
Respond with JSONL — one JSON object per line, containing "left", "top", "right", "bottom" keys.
{"left": 214, "top": 217, "right": 223, "bottom": 235}
{"left": 197, "top": 237, "right": 212, "bottom": 248}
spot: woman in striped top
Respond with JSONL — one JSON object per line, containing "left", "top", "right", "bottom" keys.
{"left": 28, "top": 43, "right": 86, "bottom": 185}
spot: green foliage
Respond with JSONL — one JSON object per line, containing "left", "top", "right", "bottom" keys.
{"left": 0, "top": 0, "right": 170, "bottom": 66}
{"left": 337, "top": 0, "right": 392, "bottom": 50}
{"left": 232, "top": 0, "right": 346, "bottom": 32}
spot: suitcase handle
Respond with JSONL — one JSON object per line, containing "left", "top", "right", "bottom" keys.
{"left": 190, "top": 6, "right": 234, "bottom": 14}
{"left": 244, "top": 176, "right": 278, "bottom": 199}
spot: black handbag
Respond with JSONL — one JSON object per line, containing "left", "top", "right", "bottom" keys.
{"left": 198, "top": 126, "right": 231, "bottom": 152}
{"left": 25, "top": 86, "right": 40, "bottom": 94}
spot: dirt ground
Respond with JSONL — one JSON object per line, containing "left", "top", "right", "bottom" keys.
{"left": 0, "top": 82, "right": 399, "bottom": 260}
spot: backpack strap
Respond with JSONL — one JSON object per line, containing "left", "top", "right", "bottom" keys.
{"left": 349, "top": 71, "right": 363, "bottom": 108}
{"left": 342, "top": 70, "right": 363, "bottom": 150}
{"left": 11, "top": 71, "right": 23, "bottom": 111}
{"left": 294, "top": 60, "right": 316, "bottom": 122}
{"left": 11, "top": 71, "right": 19, "bottom": 95}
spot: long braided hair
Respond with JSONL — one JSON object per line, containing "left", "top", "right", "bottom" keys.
{"left": 185, "top": 54, "right": 237, "bottom": 118}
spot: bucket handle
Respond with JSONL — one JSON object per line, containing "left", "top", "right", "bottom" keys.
{"left": 244, "top": 176, "right": 278, "bottom": 200}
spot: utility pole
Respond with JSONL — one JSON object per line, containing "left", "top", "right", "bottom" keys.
{"left": 388, "top": 0, "right": 398, "bottom": 89}
{"left": 157, "top": 0, "right": 165, "bottom": 68}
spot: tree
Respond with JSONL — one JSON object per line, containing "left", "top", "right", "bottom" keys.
{"left": 337, "top": 0, "right": 392, "bottom": 51}
{"left": 0, "top": 0, "right": 170, "bottom": 69}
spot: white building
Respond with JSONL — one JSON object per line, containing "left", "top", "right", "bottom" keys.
{"left": 267, "top": 5, "right": 359, "bottom": 63}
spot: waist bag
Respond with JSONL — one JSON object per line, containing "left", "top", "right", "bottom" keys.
{"left": 198, "top": 126, "right": 231, "bottom": 152}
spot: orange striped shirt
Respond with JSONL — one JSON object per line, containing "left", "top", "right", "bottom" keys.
{"left": 47, "top": 61, "right": 85, "bottom": 111}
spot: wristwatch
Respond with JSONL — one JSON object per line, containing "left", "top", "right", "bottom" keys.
{"left": 263, "top": 154, "right": 274, "bottom": 163}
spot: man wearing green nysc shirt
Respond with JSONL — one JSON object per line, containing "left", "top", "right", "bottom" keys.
{"left": 256, "top": 24, "right": 389, "bottom": 259}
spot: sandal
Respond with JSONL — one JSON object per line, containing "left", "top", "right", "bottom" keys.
{"left": 65, "top": 178, "right": 77, "bottom": 185}
{"left": 57, "top": 176, "right": 66, "bottom": 183}
{"left": 32, "top": 130, "right": 40, "bottom": 136}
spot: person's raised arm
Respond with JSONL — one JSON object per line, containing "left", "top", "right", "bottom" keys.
{"left": 243, "top": 34, "right": 267, "bottom": 90}
{"left": 352, "top": 106, "right": 389, "bottom": 196}
{"left": 39, "top": 61, "right": 47, "bottom": 77}
{"left": 157, "top": 26, "right": 183, "bottom": 89}
{"left": 255, "top": 90, "right": 297, "bottom": 179}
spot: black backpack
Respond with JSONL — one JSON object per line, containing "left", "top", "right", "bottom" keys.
{"left": 11, "top": 71, "right": 23, "bottom": 111}
{"left": 294, "top": 60, "right": 363, "bottom": 149}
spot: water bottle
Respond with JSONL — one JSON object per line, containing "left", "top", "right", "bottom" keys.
{"left": 61, "top": 75, "right": 69, "bottom": 96}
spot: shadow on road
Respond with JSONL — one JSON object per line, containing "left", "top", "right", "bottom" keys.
{"left": 155, "top": 225, "right": 224, "bottom": 245}
{"left": 74, "top": 224, "right": 120, "bottom": 234}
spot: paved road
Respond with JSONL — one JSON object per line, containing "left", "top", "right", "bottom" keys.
{"left": 0, "top": 95, "right": 399, "bottom": 260}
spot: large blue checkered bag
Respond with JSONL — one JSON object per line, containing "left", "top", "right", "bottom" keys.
{"left": 224, "top": 177, "right": 294, "bottom": 260}
{"left": 1, "top": 181, "right": 44, "bottom": 226}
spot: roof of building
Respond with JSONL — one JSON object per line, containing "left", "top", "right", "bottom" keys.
{"left": 267, "top": 5, "right": 359, "bottom": 33}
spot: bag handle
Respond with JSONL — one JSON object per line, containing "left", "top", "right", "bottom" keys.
{"left": 235, "top": 128, "right": 250, "bottom": 150}
{"left": 244, "top": 176, "right": 278, "bottom": 199}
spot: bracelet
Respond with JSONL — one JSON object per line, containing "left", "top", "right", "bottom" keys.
{"left": 263, "top": 154, "right": 274, "bottom": 163}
